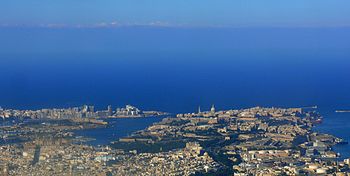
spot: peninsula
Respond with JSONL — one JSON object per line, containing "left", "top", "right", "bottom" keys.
{"left": 0, "top": 105, "right": 168, "bottom": 120}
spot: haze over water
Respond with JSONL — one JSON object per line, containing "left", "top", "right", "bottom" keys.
{"left": 1, "top": 27, "right": 349, "bottom": 111}
{"left": 0, "top": 27, "right": 350, "bottom": 157}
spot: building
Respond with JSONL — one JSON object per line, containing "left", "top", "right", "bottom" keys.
{"left": 211, "top": 105, "right": 216, "bottom": 113}
{"left": 116, "top": 105, "right": 142, "bottom": 116}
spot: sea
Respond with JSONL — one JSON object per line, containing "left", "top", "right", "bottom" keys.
{"left": 0, "top": 26, "right": 349, "bottom": 158}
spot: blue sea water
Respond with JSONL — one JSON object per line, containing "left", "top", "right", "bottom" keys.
{"left": 0, "top": 27, "right": 349, "bottom": 157}
{"left": 314, "top": 110, "right": 350, "bottom": 160}
{"left": 74, "top": 117, "right": 163, "bottom": 146}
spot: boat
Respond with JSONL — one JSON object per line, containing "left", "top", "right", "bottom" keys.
{"left": 335, "top": 110, "right": 350, "bottom": 113}
{"left": 314, "top": 118, "right": 323, "bottom": 123}
{"left": 311, "top": 117, "right": 323, "bottom": 124}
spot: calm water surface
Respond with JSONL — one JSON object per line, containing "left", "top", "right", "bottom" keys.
{"left": 74, "top": 117, "right": 164, "bottom": 146}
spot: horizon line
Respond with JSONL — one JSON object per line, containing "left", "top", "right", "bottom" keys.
{"left": 1, "top": 22, "right": 350, "bottom": 29}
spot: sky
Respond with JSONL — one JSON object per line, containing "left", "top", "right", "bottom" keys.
{"left": 1, "top": 0, "right": 350, "bottom": 27}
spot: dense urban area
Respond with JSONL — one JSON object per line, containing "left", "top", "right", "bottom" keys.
{"left": 0, "top": 105, "right": 349, "bottom": 175}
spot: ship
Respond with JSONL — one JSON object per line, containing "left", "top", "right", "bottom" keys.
{"left": 314, "top": 118, "right": 323, "bottom": 124}
{"left": 335, "top": 110, "right": 350, "bottom": 113}
{"left": 310, "top": 118, "right": 323, "bottom": 124}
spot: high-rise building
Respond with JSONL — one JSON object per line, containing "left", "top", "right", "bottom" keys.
{"left": 89, "top": 106, "right": 95, "bottom": 113}
{"left": 211, "top": 104, "right": 216, "bottom": 113}
{"left": 116, "top": 105, "right": 141, "bottom": 116}
{"left": 107, "top": 105, "right": 113, "bottom": 116}
{"left": 82, "top": 105, "right": 89, "bottom": 112}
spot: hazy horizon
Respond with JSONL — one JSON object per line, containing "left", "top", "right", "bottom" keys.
{"left": 2, "top": 0, "right": 350, "bottom": 27}
{"left": 1, "top": 27, "right": 349, "bottom": 113}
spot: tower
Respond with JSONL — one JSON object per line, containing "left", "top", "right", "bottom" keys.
{"left": 89, "top": 106, "right": 95, "bottom": 113}
{"left": 198, "top": 106, "right": 201, "bottom": 114}
{"left": 107, "top": 105, "right": 113, "bottom": 116}
{"left": 82, "top": 105, "right": 88, "bottom": 112}
{"left": 211, "top": 104, "right": 215, "bottom": 113}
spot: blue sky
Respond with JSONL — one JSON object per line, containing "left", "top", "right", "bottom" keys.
{"left": 1, "top": 0, "right": 350, "bottom": 27}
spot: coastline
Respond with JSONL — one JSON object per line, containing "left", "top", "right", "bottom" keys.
{"left": 313, "top": 108, "right": 350, "bottom": 160}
